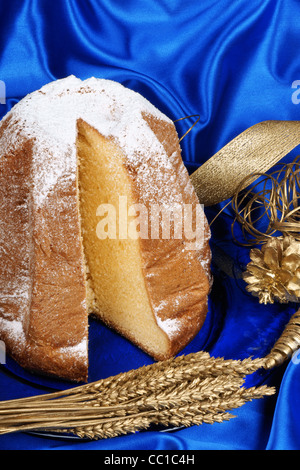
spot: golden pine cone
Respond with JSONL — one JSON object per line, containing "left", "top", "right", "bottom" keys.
{"left": 243, "top": 236, "right": 300, "bottom": 305}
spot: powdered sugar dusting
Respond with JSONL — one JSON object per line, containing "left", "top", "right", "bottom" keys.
{"left": 0, "top": 318, "right": 26, "bottom": 347}
{"left": 154, "top": 300, "right": 181, "bottom": 339}
{"left": 156, "top": 316, "right": 181, "bottom": 339}
{"left": 58, "top": 338, "right": 88, "bottom": 359}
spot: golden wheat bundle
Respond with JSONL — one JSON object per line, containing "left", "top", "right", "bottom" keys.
{"left": 0, "top": 351, "right": 274, "bottom": 440}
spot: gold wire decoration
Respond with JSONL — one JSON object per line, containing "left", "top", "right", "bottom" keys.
{"left": 231, "top": 157, "right": 300, "bottom": 246}
{"left": 173, "top": 114, "right": 201, "bottom": 142}
{"left": 230, "top": 159, "right": 300, "bottom": 369}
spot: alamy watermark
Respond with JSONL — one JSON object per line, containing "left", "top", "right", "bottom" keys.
{"left": 0, "top": 340, "right": 5, "bottom": 364}
{"left": 291, "top": 80, "right": 300, "bottom": 104}
{"left": 95, "top": 196, "right": 205, "bottom": 251}
{"left": 0, "top": 80, "right": 5, "bottom": 105}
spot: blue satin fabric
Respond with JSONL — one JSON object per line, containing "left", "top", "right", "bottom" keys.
{"left": 0, "top": 0, "right": 300, "bottom": 450}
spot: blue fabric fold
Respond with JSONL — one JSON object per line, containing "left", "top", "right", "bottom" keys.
{"left": 0, "top": 0, "right": 300, "bottom": 450}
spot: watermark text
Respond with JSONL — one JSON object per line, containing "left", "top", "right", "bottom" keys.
{"left": 291, "top": 80, "right": 300, "bottom": 104}
{"left": 0, "top": 80, "right": 5, "bottom": 105}
{"left": 95, "top": 197, "right": 205, "bottom": 251}
{"left": 0, "top": 340, "right": 5, "bottom": 364}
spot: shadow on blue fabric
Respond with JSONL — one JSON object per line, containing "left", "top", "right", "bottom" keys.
{"left": 0, "top": 0, "right": 300, "bottom": 450}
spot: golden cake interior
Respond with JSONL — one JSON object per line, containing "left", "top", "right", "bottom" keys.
{"left": 76, "top": 119, "right": 170, "bottom": 358}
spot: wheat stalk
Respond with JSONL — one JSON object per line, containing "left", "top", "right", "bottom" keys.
{"left": 68, "top": 384, "right": 275, "bottom": 440}
{"left": 0, "top": 352, "right": 265, "bottom": 409}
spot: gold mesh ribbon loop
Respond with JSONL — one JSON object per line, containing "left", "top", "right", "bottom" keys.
{"left": 190, "top": 120, "right": 300, "bottom": 206}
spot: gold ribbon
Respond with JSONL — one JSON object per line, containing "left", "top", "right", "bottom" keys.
{"left": 190, "top": 120, "right": 300, "bottom": 206}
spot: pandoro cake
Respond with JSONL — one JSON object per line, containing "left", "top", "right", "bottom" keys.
{"left": 0, "top": 76, "right": 211, "bottom": 382}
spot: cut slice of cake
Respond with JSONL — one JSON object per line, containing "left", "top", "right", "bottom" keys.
{"left": 77, "top": 116, "right": 210, "bottom": 361}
